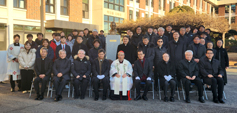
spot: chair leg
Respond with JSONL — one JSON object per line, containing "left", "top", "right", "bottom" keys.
{"left": 47, "top": 80, "right": 51, "bottom": 98}
{"left": 223, "top": 91, "right": 226, "bottom": 100}
{"left": 50, "top": 84, "right": 54, "bottom": 98}
{"left": 29, "top": 81, "right": 34, "bottom": 98}
{"left": 180, "top": 80, "right": 185, "bottom": 100}
{"left": 158, "top": 79, "right": 161, "bottom": 100}
{"left": 134, "top": 88, "right": 136, "bottom": 98}
{"left": 68, "top": 82, "right": 70, "bottom": 98}
{"left": 177, "top": 85, "right": 180, "bottom": 100}
{"left": 72, "top": 86, "right": 74, "bottom": 98}
{"left": 203, "top": 84, "right": 208, "bottom": 100}
{"left": 152, "top": 82, "right": 154, "bottom": 100}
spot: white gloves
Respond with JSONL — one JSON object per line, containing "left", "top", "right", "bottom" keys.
{"left": 135, "top": 76, "right": 140, "bottom": 80}
{"left": 164, "top": 75, "right": 172, "bottom": 81}
{"left": 97, "top": 75, "right": 105, "bottom": 80}
{"left": 147, "top": 77, "right": 151, "bottom": 81}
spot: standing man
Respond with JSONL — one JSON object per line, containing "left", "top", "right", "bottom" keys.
{"left": 55, "top": 36, "right": 71, "bottom": 59}
{"left": 152, "top": 27, "right": 168, "bottom": 48}
{"left": 131, "top": 26, "right": 144, "bottom": 49}
{"left": 35, "top": 33, "right": 43, "bottom": 47}
{"left": 7, "top": 34, "right": 24, "bottom": 92}
{"left": 26, "top": 34, "right": 38, "bottom": 49}
{"left": 138, "top": 37, "right": 155, "bottom": 66}
{"left": 134, "top": 50, "right": 153, "bottom": 101}
{"left": 199, "top": 49, "right": 225, "bottom": 103}
{"left": 92, "top": 49, "right": 110, "bottom": 100}
{"left": 179, "top": 27, "right": 189, "bottom": 47}
{"left": 164, "top": 25, "right": 173, "bottom": 41}
{"left": 50, "top": 33, "right": 61, "bottom": 61}
{"left": 185, "top": 25, "right": 194, "bottom": 44}
{"left": 98, "top": 30, "right": 106, "bottom": 49}
{"left": 87, "top": 29, "right": 103, "bottom": 50}
{"left": 145, "top": 26, "right": 157, "bottom": 41}
{"left": 110, "top": 51, "right": 133, "bottom": 100}
{"left": 83, "top": 28, "right": 90, "bottom": 46}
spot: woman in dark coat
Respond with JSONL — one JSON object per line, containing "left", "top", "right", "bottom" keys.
{"left": 72, "top": 36, "right": 88, "bottom": 57}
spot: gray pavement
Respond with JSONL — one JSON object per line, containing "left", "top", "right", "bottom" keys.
{"left": 0, "top": 67, "right": 237, "bottom": 113}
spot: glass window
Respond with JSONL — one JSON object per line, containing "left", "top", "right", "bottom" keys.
{"left": 13, "top": 0, "right": 25, "bottom": 9}
{"left": 46, "top": 0, "right": 54, "bottom": 13}
{"left": 104, "top": 15, "right": 124, "bottom": 33}
{"left": 0, "top": 0, "right": 6, "bottom": 6}
{"left": 13, "top": 25, "right": 23, "bottom": 31}
{"left": 109, "top": 16, "right": 114, "bottom": 22}
{"left": 104, "top": 0, "right": 124, "bottom": 12}
{"left": 114, "top": 17, "right": 119, "bottom": 23}
{"left": 120, "top": 18, "right": 123, "bottom": 23}
{"left": 146, "top": 0, "right": 148, "bottom": 6}
{"left": 83, "top": 0, "right": 89, "bottom": 19}
{"left": 163, "top": 0, "right": 165, "bottom": 11}
{"left": 159, "top": 0, "right": 161, "bottom": 10}
{"left": 136, "top": 11, "right": 139, "bottom": 19}
{"left": 136, "top": 0, "right": 139, "bottom": 3}
{"left": 0, "top": 23, "right": 6, "bottom": 30}
{"left": 104, "top": 15, "right": 108, "bottom": 21}
{"left": 231, "top": 17, "right": 235, "bottom": 23}
{"left": 61, "top": 0, "right": 68, "bottom": 15}
{"left": 25, "top": 26, "right": 40, "bottom": 31}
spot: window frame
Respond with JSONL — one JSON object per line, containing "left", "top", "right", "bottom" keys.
{"left": 45, "top": 0, "right": 55, "bottom": 13}
{"left": 82, "top": 0, "right": 89, "bottom": 19}
{"left": 61, "top": 0, "right": 68, "bottom": 15}
{"left": 104, "top": 0, "right": 124, "bottom": 12}
{"left": 0, "top": 0, "right": 6, "bottom": 6}
{"left": 13, "top": 0, "right": 26, "bottom": 9}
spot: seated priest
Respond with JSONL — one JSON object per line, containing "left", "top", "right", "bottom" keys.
{"left": 134, "top": 50, "right": 153, "bottom": 101}
{"left": 199, "top": 49, "right": 225, "bottom": 103}
{"left": 178, "top": 50, "right": 205, "bottom": 103}
{"left": 71, "top": 49, "right": 91, "bottom": 99}
{"left": 34, "top": 47, "right": 53, "bottom": 100}
{"left": 109, "top": 51, "right": 133, "bottom": 100}
{"left": 52, "top": 49, "right": 71, "bottom": 101}
{"left": 92, "top": 49, "right": 110, "bottom": 101}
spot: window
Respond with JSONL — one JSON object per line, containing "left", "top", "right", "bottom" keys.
{"left": 45, "top": 0, "right": 55, "bottom": 13}
{"left": 231, "top": 17, "right": 235, "bottom": 24}
{"left": 159, "top": 0, "right": 161, "bottom": 10}
{"left": 129, "top": 10, "right": 133, "bottom": 20}
{"left": 163, "top": 0, "right": 166, "bottom": 11}
{"left": 13, "top": 0, "right": 25, "bottom": 8}
{"left": 104, "top": 0, "right": 124, "bottom": 12}
{"left": 136, "top": 11, "right": 139, "bottom": 19}
{"left": 0, "top": 0, "right": 6, "bottom": 6}
{"left": 104, "top": 15, "right": 123, "bottom": 33}
{"left": 83, "top": 0, "right": 89, "bottom": 19}
{"left": 136, "top": 0, "right": 139, "bottom": 3}
{"left": 146, "top": 0, "right": 148, "bottom": 6}
{"left": 170, "top": 1, "right": 172, "bottom": 10}
{"left": 61, "top": 0, "right": 68, "bottom": 15}
{"left": 200, "top": 0, "right": 202, "bottom": 9}
{"left": 151, "top": 0, "right": 153, "bottom": 7}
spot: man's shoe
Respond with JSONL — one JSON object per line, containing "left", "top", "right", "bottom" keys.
{"left": 134, "top": 95, "right": 141, "bottom": 101}
{"left": 58, "top": 95, "right": 63, "bottom": 101}
{"left": 142, "top": 95, "right": 148, "bottom": 101}
{"left": 35, "top": 95, "right": 40, "bottom": 100}
{"left": 74, "top": 96, "right": 79, "bottom": 99}
{"left": 186, "top": 97, "right": 191, "bottom": 103}
{"left": 170, "top": 97, "right": 175, "bottom": 102}
{"left": 199, "top": 97, "right": 205, "bottom": 103}
{"left": 11, "top": 88, "right": 15, "bottom": 92}
{"left": 39, "top": 95, "right": 44, "bottom": 100}
{"left": 54, "top": 96, "right": 59, "bottom": 102}
{"left": 218, "top": 99, "right": 225, "bottom": 104}
{"left": 102, "top": 96, "right": 107, "bottom": 100}
{"left": 94, "top": 96, "right": 99, "bottom": 101}
{"left": 164, "top": 97, "right": 168, "bottom": 102}
{"left": 213, "top": 98, "right": 219, "bottom": 103}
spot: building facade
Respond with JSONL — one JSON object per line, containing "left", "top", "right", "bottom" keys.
{"left": 0, "top": 0, "right": 235, "bottom": 50}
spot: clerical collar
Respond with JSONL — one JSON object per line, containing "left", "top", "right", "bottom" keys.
{"left": 137, "top": 34, "right": 140, "bottom": 35}
{"left": 174, "top": 40, "right": 178, "bottom": 43}
{"left": 188, "top": 60, "right": 191, "bottom": 63}
{"left": 149, "top": 33, "right": 152, "bottom": 35}
{"left": 41, "top": 58, "right": 45, "bottom": 60}
{"left": 145, "top": 45, "right": 147, "bottom": 46}
{"left": 159, "top": 36, "right": 163, "bottom": 38}
{"left": 159, "top": 46, "right": 162, "bottom": 49}
{"left": 98, "top": 58, "right": 104, "bottom": 62}
{"left": 14, "top": 43, "right": 19, "bottom": 46}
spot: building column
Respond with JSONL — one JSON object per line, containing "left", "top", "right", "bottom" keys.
{"left": 89, "top": 0, "right": 92, "bottom": 24}
{"left": 218, "top": 5, "right": 225, "bottom": 18}
{"left": 213, "top": 6, "right": 215, "bottom": 17}
{"left": 229, "top": 5, "right": 231, "bottom": 25}
{"left": 133, "top": 0, "right": 136, "bottom": 21}
{"left": 7, "top": 0, "right": 13, "bottom": 47}
{"left": 235, "top": 4, "right": 237, "bottom": 24}
{"left": 148, "top": 0, "right": 151, "bottom": 17}
{"left": 55, "top": 0, "right": 60, "bottom": 19}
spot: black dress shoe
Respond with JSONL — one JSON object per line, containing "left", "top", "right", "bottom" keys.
{"left": 35, "top": 95, "right": 40, "bottom": 100}
{"left": 218, "top": 99, "right": 225, "bottom": 104}
{"left": 102, "top": 96, "right": 106, "bottom": 100}
{"left": 54, "top": 96, "right": 59, "bottom": 102}
{"left": 58, "top": 95, "right": 63, "bottom": 101}
{"left": 170, "top": 97, "right": 175, "bottom": 102}
{"left": 199, "top": 97, "right": 205, "bottom": 103}
{"left": 80, "top": 96, "right": 85, "bottom": 99}
{"left": 18, "top": 89, "right": 22, "bottom": 91}
{"left": 134, "top": 95, "right": 141, "bottom": 101}
{"left": 74, "top": 96, "right": 79, "bottom": 99}
{"left": 186, "top": 97, "right": 191, "bottom": 103}
{"left": 213, "top": 98, "right": 219, "bottom": 103}
{"left": 142, "top": 95, "right": 148, "bottom": 101}
{"left": 164, "top": 97, "right": 168, "bottom": 102}
{"left": 11, "top": 88, "right": 15, "bottom": 92}
{"left": 39, "top": 95, "right": 44, "bottom": 100}
{"left": 94, "top": 97, "right": 99, "bottom": 101}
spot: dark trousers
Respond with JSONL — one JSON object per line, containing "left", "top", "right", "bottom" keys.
{"left": 20, "top": 69, "right": 34, "bottom": 91}
{"left": 182, "top": 77, "right": 203, "bottom": 97}
{"left": 203, "top": 77, "right": 224, "bottom": 99}
{"left": 154, "top": 69, "right": 158, "bottom": 89}
{"left": 73, "top": 78, "right": 88, "bottom": 98}
{"left": 135, "top": 79, "right": 152, "bottom": 96}
{"left": 92, "top": 77, "right": 109, "bottom": 98}
{"left": 33, "top": 76, "right": 49, "bottom": 95}
{"left": 10, "top": 75, "right": 21, "bottom": 90}
{"left": 53, "top": 76, "right": 69, "bottom": 96}
{"left": 160, "top": 78, "right": 176, "bottom": 97}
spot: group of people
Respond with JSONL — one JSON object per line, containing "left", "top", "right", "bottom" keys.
{"left": 6, "top": 25, "right": 229, "bottom": 104}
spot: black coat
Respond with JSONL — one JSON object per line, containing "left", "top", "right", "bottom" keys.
{"left": 88, "top": 47, "right": 102, "bottom": 63}
{"left": 71, "top": 57, "right": 91, "bottom": 80}
{"left": 35, "top": 38, "right": 43, "bottom": 47}
{"left": 152, "top": 35, "right": 169, "bottom": 48}
{"left": 164, "top": 32, "right": 173, "bottom": 42}
{"left": 55, "top": 44, "right": 71, "bottom": 59}
{"left": 131, "top": 33, "right": 144, "bottom": 48}
{"left": 199, "top": 56, "right": 224, "bottom": 78}
{"left": 167, "top": 39, "right": 186, "bottom": 66}
{"left": 71, "top": 43, "right": 88, "bottom": 57}
{"left": 157, "top": 60, "right": 176, "bottom": 79}
{"left": 144, "top": 32, "right": 157, "bottom": 42}
{"left": 92, "top": 58, "right": 110, "bottom": 78}
{"left": 98, "top": 34, "right": 106, "bottom": 49}
{"left": 138, "top": 42, "right": 155, "bottom": 63}
{"left": 179, "top": 34, "right": 189, "bottom": 47}
{"left": 178, "top": 59, "right": 199, "bottom": 78}
{"left": 185, "top": 32, "right": 194, "bottom": 44}
{"left": 116, "top": 43, "right": 136, "bottom": 64}
{"left": 133, "top": 58, "right": 153, "bottom": 78}
{"left": 82, "top": 34, "right": 90, "bottom": 46}
{"left": 53, "top": 58, "right": 71, "bottom": 80}
{"left": 87, "top": 35, "right": 103, "bottom": 50}
{"left": 215, "top": 47, "right": 229, "bottom": 68}
{"left": 154, "top": 46, "right": 167, "bottom": 67}
{"left": 34, "top": 57, "right": 53, "bottom": 77}
{"left": 187, "top": 43, "right": 206, "bottom": 59}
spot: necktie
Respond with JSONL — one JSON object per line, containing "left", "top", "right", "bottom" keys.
{"left": 63, "top": 45, "right": 65, "bottom": 50}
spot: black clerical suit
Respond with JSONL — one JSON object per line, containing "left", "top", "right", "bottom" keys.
{"left": 34, "top": 57, "right": 53, "bottom": 97}
{"left": 188, "top": 43, "right": 206, "bottom": 59}
{"left": 134, "top": 58, "right": 153, "bottom": 97}
{"left": 53, "top": 58, "right": 71, "bottom": 97}
{"left": 71, "top": 57, "right": 91, "bottom": 99}
{"left": 178, "top": 59, "right": 203, "bottom": 98}
{"left": 199, "top": 56, "right": 224, "bottom": 100}
{"left": 138, "top": 42, "right": 155, "bottom": 66}
{"left": 152, "top": 35, "right": 169, "bottom": 48}
{"left": 92, "top": 58, "right": 110, "bottom": 99}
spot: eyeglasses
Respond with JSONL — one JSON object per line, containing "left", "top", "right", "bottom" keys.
{"left": 158, "top": 41, "right": 163, "bottom": 42}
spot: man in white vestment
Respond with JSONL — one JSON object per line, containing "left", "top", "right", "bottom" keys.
{"left": 110, "top": 51, "right": 133, "bottom": 100}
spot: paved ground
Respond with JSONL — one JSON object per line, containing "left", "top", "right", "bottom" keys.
{"left": 0, "top": 67, "right": 237, "bottom": 113}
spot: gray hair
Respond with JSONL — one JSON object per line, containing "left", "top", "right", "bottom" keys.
{"left": 78, "top": 49, "right": 86, "bottom": 54}
{"left": 185, "top": 50, "right": 193, "bottom": 55}
{"left": 158, "top": 27, "right": 165, "bottom": 32}
{"left": 180, "top": 27, "right": 186, "bottom": 31}
{"left": 59, "top": 49, "right": 66, "bottom": 54}
{"left": 40, "top": 47, "right": 48, "bottom": 53}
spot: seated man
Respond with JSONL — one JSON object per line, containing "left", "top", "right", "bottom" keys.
{"left": 178, "top": 50, "right": 205, "bottom": 103}
{"left": 157, "top": 53, "right": 176, "bottom": 102}
{"left": 71, "top": 49, "right": 91, "bottom": 99}
{"left": 134, "top": 50, "right": 153, "bottom": 101}
{"left": 110, "top": 51, "right": 133, "bottom": 100}
{"left": 199, "top": 49, "right": 225, "bottom": 103}
{"left": 34, "top": 47, "right": 53, "bottom": 100}
{"left": 52, "top": 50, "right": 71, "bottom": 101}
{"left": 92, "top": 49, "right": 110, "bottom": 101}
